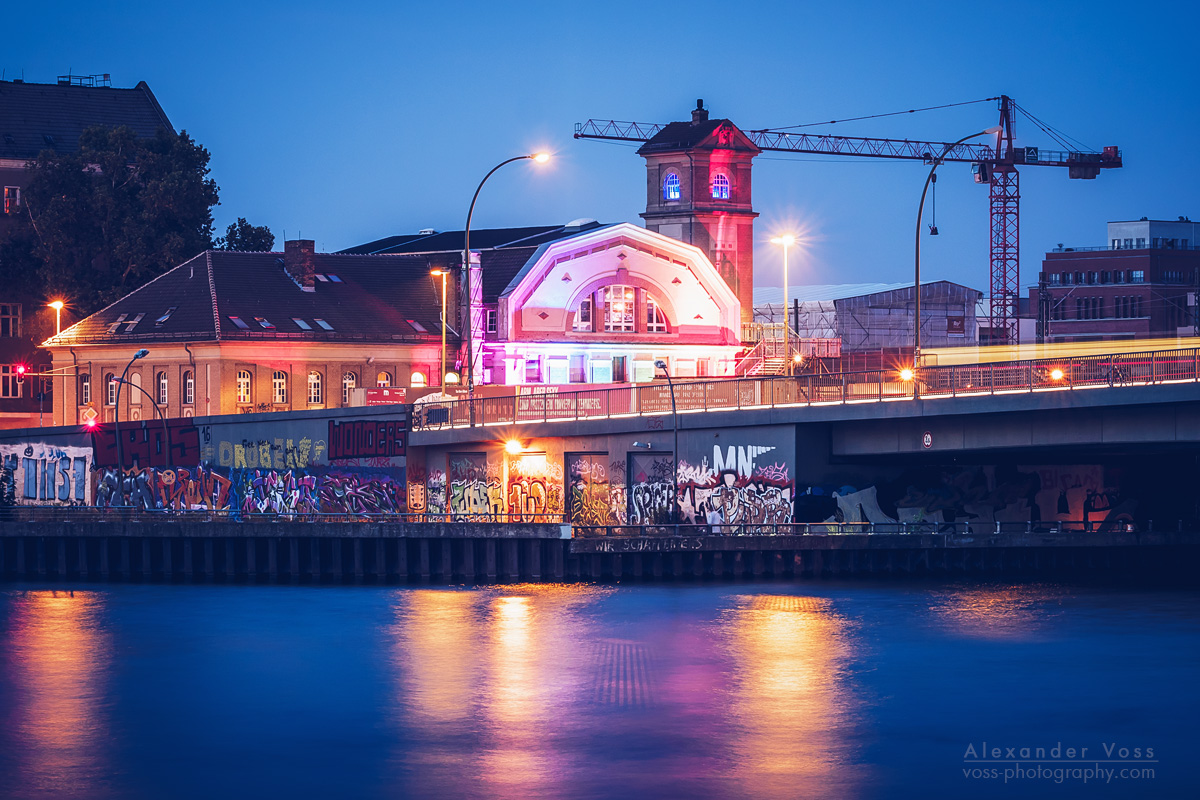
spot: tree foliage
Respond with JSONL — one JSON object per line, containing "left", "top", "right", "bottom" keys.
{"left": 0, "top": 125, "right": 220, "bottom": 314}
{"left": 215, "top": 217, "right": 275, "bottom": 252}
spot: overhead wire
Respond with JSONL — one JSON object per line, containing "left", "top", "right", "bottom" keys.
{"left": 751, "top": 97, "right": 999, "bottom": 132}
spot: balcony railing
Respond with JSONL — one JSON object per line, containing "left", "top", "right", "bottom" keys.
{"left": 411, "top": 346, "right": 1200, "bottom": 430}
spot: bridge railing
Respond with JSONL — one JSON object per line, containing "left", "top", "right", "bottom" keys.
{"left": 413, "top": 346, "right": 1200, "bottom": 429}
{"left": 571, "top": 520, "right": 1146, "bottom": 538}
{"left": 0, "top": 507, "right": 568, "bottom": 525}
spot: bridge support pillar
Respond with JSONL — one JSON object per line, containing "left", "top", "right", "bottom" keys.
{"left": 484, "top": 540, "right": 496, "bottom": 580}
{"left": 182, "top": 539, "right": 193, "bottom": 580}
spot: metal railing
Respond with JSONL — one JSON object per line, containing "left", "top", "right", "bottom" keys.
{"left": 572, "top": 520, "right": 1150, "bottom": 538}
{"left": 413, "top": 346, "right": 1200, "bottom": 430}
{"left": 0, "top": 507, "right": 567, "bottom": 525}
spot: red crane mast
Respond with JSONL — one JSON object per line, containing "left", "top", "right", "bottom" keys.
{"left": 574, "top": 96, "right": 1122, "bottom": 345}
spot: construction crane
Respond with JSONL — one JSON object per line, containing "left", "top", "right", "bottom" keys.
{"left": 574, "top": 96, "right": 1122, "bottom": 345}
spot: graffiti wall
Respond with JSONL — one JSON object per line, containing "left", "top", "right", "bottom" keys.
{"left": 507, "top": 451, "right": 564, "bottom": 521}
{"left": 447, "top": 452, "right": 503, "bottom": 521}
{"left": 0, "top": 411, "right": 407, "bottom": 515}
{"left": 676, "top": 428, "right": 796, "bottom": 527}
{"left": 628, "top": 452, "right": 674, "bottom": 525}
{"left": 567, "top": 453, "right": 612, "bottom": 525}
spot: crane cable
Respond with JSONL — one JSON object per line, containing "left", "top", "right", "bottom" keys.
{"left": 751, "top": 97, "right": 999, "bottom": 133}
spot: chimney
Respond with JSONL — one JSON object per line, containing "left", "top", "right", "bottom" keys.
{"left": 691, "top": 99, "right": 708, "bottom": 124}
{"left": 284, "top": 239, "right": 317, "bottom": 291}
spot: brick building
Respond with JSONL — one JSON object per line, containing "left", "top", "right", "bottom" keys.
{"left": 1028, "top": 218, "right": 1200, "bottom": 342}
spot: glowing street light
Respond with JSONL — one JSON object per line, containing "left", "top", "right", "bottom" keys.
{"left": 770, "top": 235, "right": 796, "bottom": 376}
{"left": 48, "top": 300, "right": 64, "bottom": 335}
{"left": 899, "top": 368, "right": 915, "bottom": 382}
{"left": 504, "top": 439, "right": 524, "bottom": 455}
{"left": 1050, "top": 368, "right": 1064, "bottom": 381}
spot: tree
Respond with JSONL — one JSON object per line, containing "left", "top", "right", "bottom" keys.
{"left": 0, "top": 125, "right": 220, "bottom": 314}
{"left": 215, "top": 217, "right": 275, "bottom": 252}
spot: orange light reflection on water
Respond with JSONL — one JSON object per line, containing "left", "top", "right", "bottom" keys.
{"left": 8, "top": 590, "right": 111, "bottom": 798}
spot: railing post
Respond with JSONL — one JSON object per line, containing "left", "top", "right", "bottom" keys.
{"left": 841, "top": 372, "right": 847, "bottom": 403}
{"left": 543, "top": 392, "right": 548, "bottom": 422}
{"left": 1152, "top": 353, "right": 1157, "bottom": 383}
{"left": 1109, "top": 354, "right": 1115, "bottom": 388}
{"left": 990, "top": 362, "right": 995, "bottom": 394}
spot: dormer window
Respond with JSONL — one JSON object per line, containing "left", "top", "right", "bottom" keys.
{"left": 663, "top": 172, "right": 680, "bottom": 201}
{"left": 573, "top": 297, "right": 592, "bottom": 332}
{"left": 711, "top": 173, "right": 730, "bottom": 200}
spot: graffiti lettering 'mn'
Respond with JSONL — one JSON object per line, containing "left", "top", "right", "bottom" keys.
{"left": 327, "top": 420, "right": 406, "bottom": 461}
{"left": 713, "top": 445, "right": 777, "bottom": 478}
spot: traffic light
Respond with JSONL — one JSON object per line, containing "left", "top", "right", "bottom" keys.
{"left": 14, "top": 364, "right": 26, "bottom": 386}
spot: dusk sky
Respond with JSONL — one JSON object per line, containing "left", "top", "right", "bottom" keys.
{"left": 9, "top": 0, "right": 1197, "bottom": 299}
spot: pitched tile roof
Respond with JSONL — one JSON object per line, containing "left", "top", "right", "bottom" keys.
{"left": 0, "top": 79, "right": 174, "bottom": 161}
{"left": 43, "top": 249, "right": 449, "bottom": 347}
{"left": 636, "top": 118, "right": 760, "bottom": 155}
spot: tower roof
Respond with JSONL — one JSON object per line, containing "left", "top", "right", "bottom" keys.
{"left": 637, "top": 103, "right": 760, "bottom": 156}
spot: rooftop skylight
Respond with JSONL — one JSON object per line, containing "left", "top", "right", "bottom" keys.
{"left": 407, "top": 319, "right": 428, "bottom": 333}
{"left": 292, "top": 318, "right": 312, "bottom": 330}
{"left": 155, "top": 307, "right": 177, "bottom": 326}
{"left": 255, "top": 317, "right": 276, "bottom": 330}
{"left": 124, "top": 313, "right": 145, "bottom": 332}
{"left": 228, "top": 316, "right": 251, "bottom": 330}
{"left": 313, "top": 318, "right": 334, "bottom": 331}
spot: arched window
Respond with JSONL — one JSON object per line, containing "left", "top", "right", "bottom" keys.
{"left": 79, "top": 373, "right": 91, "bottom": 405}
{"left": 663, "top": 172, "right": 680, "bottom": 201}
{"left": 711, "top": 173, "right": 730, "bottom": 200}
{"left": 647, "top": 296, "right": 668, "bottom": 333}
{"left": 272, "top": 370, "right": 287, "bottom": 404}
{"left": 129, "top": 372, "right": 142, "bottom": 404}
{"left": 307, "top": 370, "right": 323, "bottom": 404}
{"left": 376, "top": 371, "right": 392, "bottom": 388}
{"left": 183, "top": 371, "right": 194, "bottom": 405}
{"left": 105, "top": 373, "right": 117, "bottom": 406}
{"left": 573, "top": 296, "right": 593, "bottom": 332}
{"left": 157, "top": 371, "right": 168, "bottom": 406}
{"left": 342, "top": 372, "right": 356, "bottom": 404}
{"left": 601, "top": 285, "right": 636, "bottom": 332}
{"left": 410, "top": 371, "right": 427, "bottom": 388}
{"left": 236, "top": 370, "right": 252, "bottom": 404}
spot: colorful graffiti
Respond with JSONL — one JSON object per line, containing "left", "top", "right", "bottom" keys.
{"left": 506, "top": 452, "right": 563, "bottom": 521}
{"left": 677, "top": 444, "right": 794, "bottom": 527}
{"left": 628, "top": 453, "right": 674, "bottom": 525}
{"left": 91, "top": 420, "right": 201, "bottom": 469}
{"left": 448, "top": 453, "right": 503, "bottom": 520}
{"left": 0, "top": 442, "right": 92, "bottom": 506}
{"left": 426, "top": 469, "right": 447, "bottom": 516}
{"left": 567, "top": 453, "right": 611, "bottom": 525}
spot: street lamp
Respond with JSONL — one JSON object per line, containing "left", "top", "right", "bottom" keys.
{"left": 48, "top": 300, "right": 64, "bottom": 335}
{"left": 431, "top": 268, "right": 449, "bottom": 391}
{"left": 462, "top": 152, "right": 551, "bottom": 395}
{"left": 113, "top": 348, "right": 149, "bottom": 489}
{"left": 770, "top": 235, "right": 795, "bottom": 375}
{"left": 654, "top": 359, "right": 679, "bottom": 531}
{"left": 115, "top": 374, "right": 172, "bottom": 470}
{"left": 914, "top": 127, "right": 1002, "bottom": 374}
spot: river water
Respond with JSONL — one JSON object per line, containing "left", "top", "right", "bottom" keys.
{"left": 0, "top": 581, "right": 1195, "bottom": 800}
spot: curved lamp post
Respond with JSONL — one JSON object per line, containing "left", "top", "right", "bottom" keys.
{"left": 115, "top": 375, "right": 171, "bottom": 471}
{"left": 462, "top": 152, "right": 550, "bottom": 395}
{"left": 914, "top": 127, "right": 1002, "bottom": 376}
{"left": 113, "top": 349, "right": 149, "bottom": 488}
{"left": 770, "top": 235, "right": 795, "bottom": 375}
{"left": 654, "top": 359, "right": 679, "bottom": 531}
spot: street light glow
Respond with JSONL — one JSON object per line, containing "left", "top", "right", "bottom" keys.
{"left": 1050, "top": 368, "right": 1064, "bottom": 381}
{"left": 900, "top": 368, "right": 915, "bottom": 382}
{"left": 504, "top": 439, "right": 524, "bottom": 455}
{"left": 531, "top": 152, "right": 551, "bottom": 163}
{"left": 48, "top": 300, "right": 64, "bottom": 310}
{"left": 770, "top": 235, "right": 795, "bottom": 246}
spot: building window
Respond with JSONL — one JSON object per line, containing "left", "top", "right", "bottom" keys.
{"left": 1123, "top": 238, "right": 1133, "bottom": 249}
{"left": 2, "top": 186, "right": 19, "bottom": 214}
{"left": 711, "top": 173, "right": 730, "bottom": 200}
{"left": 342, "top": 372, "right": 356, "bottom": 404}
{"left": 1101, "top": 271, "right": 1110, "bottom": 284}
{"left": 663, "top": 172, "right": 681, "bottom": 201}
{"left": 486, "top": 308, "right": 497, "bottom": 334}
{"left": 525, "top": 357, "right": 542, "bottom": 384}
{"left": 1047, "top": 273, "right": 1060, "bottom": 285}
{"left": 236, "top": 370, "right": 252, "bottom": 404}
{"left": 156, "top": 371, "right": 168, "bottom": 405}
{"left": 376, "top": 371, "right": 392, "bottom": 388}
{"left": 79, "top": 373, "right": 91, "bottom": 405}
{"left": 1115, "top": 270, "right": 1125, "bottom": 284}
{"left": 271, "top": 371, "right": 287, "bottom": 404}
{"left": 1111, "top": 239, "right": 1120, "bottom": 250}
{"left": 1131, "top": 270, "right": 1145, "bottom": 283}
{"left": 1087, "top": 272, "right": 1097, "bottom": 285}
{"left": 106, "top": 373, "right": 117, "bottom": 405}
{"left": 573, "top": 297, "right": 592, "bottom": 332}
{"left": 697, "top": 359, "right": 710, "bottom": 377}
{"left": 0, "top": 304, "right": 19, "bottom": 338}
{"left": 1061, "top": 272, "right": 1071, "bottom": 285}
{"left": 1074, "top": 272, "right": 1084, "bottom": 285}
{"left": 0, "top": 366, "right": 21, "bottom": 398}
{"left": 308, "top": 371, "right": 323, "bottom": 404}
{"left": 646, "top": 296, "right": 668, "bottom": 333}
{"left": 410, "top": 371, "right": 427, "bottom": 388}
{"left": 184, "top": 371, "right": 195, "bottom": 405}
{"left": 1136, "top": 238, "right": 1146, "bottom": 249}
{"left": 601, "top": 285, "right": 635, "bottom": 332}
{"left": 569, "top": 354, "right": 586, "bottom": 383}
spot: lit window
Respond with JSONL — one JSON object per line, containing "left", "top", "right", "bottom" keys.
{"left": 573, "top": 297, "right": 592, "bottom": 332}
{"left": 255, "top": 317, "right": 275, "bottom": 330}
{"left": 647, "top": 296, "right": 668, "bottom": 333}
{"left": 486, "top": 309, "right": 497, "bottom": 334}
{"left": 79, "top": 373, "right": 91, "bottom": 405}
{"left": 601, "top": 286, "right": 635, "bottom": 332}
{"left": 228, "top": 316, "right": 251, "bottom": 330}
{"left": 184, "top": 371, "right": 194, "bottom": 405}
{"left": 314, "top": 319, "right": 334, "bottom": 331}
{"left": 711, "top": 173, "right": 730, "bottom": 200}
{"left": 525, "top": 357, "right": 542, "bottom": 384}
{"left": 0, "top": 366, "right": 21, "bottom": 398}
{"left": 129, "top": 372, "right": 142, "bottom": 403}
{"left": 0, "top": 304, "right": 20, "bottom": 338}
{"left": 663, "top": 172, "right": 680, "bottom": 201}
{"left": 308, "top": 371, "right": 323, "bottom": 404}
{"left": 272, "top": 371, "right": 288, "bottom": 404}
{"left": 106, "top": 373, "right": 117, "bottom": 405}
{"left": 376, "top": 371, "right": 392, "bottom": 388}
{"left": 342, "top": 372, "right": 356, "bottom": 404}
{"left": 292, "top": 318, "right": 312, "bottom": 330}
{"left": 2, "top": 186, "right": 19, "bottom": 214}
{"left": 157, "top": 371, "right": 168, "bottom": 405}
{"left": 410, "top": 371, "right": 427, "bottom": 388}
{"left": 1131, "top": 270, "right": 1145, "bottom": 283}
{"left": 236, "top": 370, "right": 252, "bottom": 404}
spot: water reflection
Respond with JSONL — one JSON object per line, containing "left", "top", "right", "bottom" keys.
{"left": 931, "top": 584, "right": 1061, "bottom": 639}
{"left": 721, "top": 594, "right": 865, "bottom": 799}
{"left": 5, "top": 590, "right": 112, "bottom": 799}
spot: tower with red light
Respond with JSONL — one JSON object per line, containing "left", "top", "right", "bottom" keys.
{"left": 638, "top": 100, "right": 760, "bottom": 326}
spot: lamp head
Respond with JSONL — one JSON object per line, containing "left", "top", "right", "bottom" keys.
{"left": 430, "top": 269, "right": 447, "bottom": 277}
{"left": 983, "top": 125, "right": 1003, "bottom": 136}
{"left": 531, "top": 152, "right": 551, "bottom": 164}
{"left": 504, "top": 439, "right": 524, "bottom": 455}
{"left": 48, "top": 300, "right": 64, "bottom": 311}
{"left": 133, "top": 349, "right": 149, "bottom": 360}
{"left": 654, "top": 359, "right": 667, "bottom": 370}
{"left": 899, "top": 367, "right": 915, "bottom": 382}
{"left": 771, "top": 235, "right": 796, "bottom": 247}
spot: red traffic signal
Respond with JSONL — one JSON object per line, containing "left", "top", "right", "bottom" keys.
{"left": 14, "top": 364, "right": 27, "bottom": 383}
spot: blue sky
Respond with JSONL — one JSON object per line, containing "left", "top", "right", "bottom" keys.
{"left": 8, "top": 0, "right": 1197, "bottom": 297}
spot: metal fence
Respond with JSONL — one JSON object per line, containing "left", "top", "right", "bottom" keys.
{"left": 413, "top": 346, "right": 1200, "bottom": 430}
{"left": 572, "top": 520, "right": 1148, "bottom": 538}
{"left": 0, "top": 507, "right": 567, "bottom": 525}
